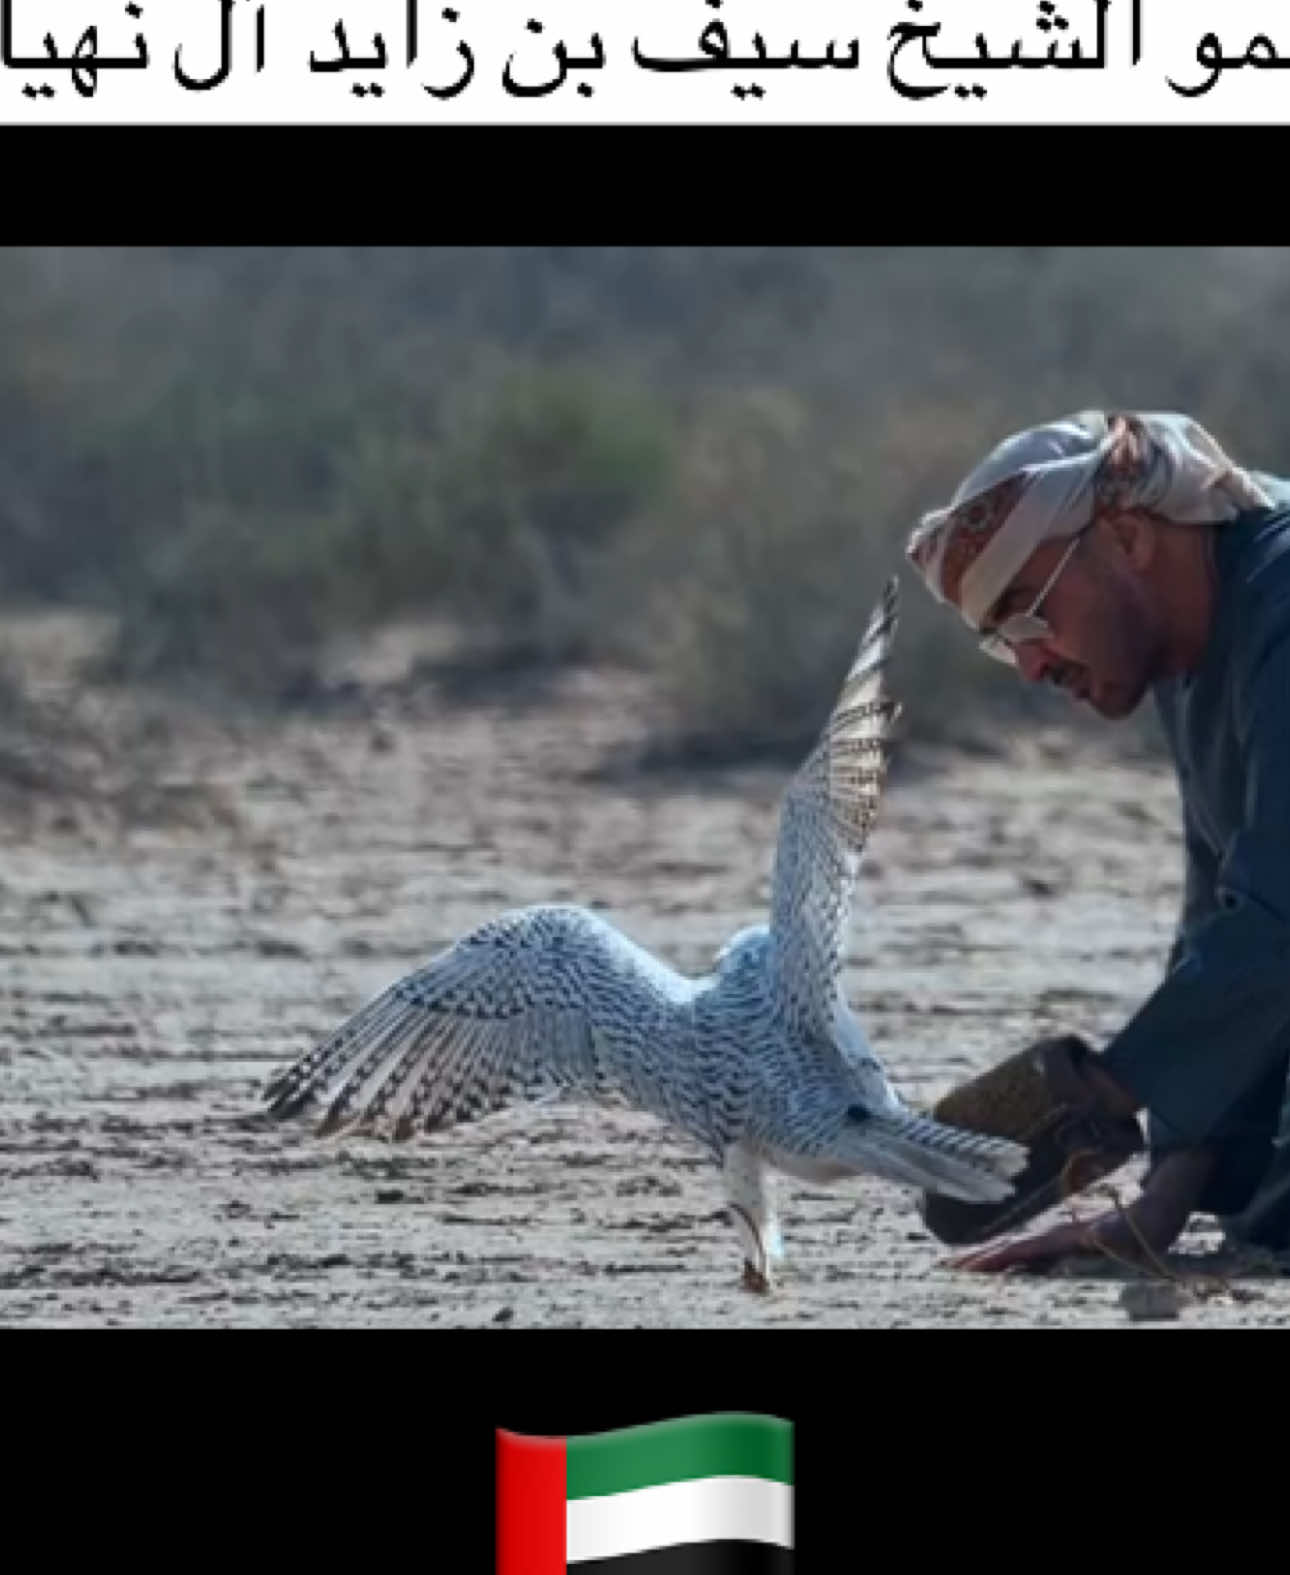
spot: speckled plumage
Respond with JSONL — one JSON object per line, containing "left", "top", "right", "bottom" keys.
{"left": 262, "top": 580, "right": 1026, "bottom": 1288}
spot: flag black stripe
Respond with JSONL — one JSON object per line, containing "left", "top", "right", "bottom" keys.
{"left": 570, "top": 1541, "right": 792, "bottom": 1575}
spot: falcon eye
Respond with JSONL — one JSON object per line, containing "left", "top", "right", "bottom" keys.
{"left": 847, "top": 1104, "right": 870, "bottom": 1124}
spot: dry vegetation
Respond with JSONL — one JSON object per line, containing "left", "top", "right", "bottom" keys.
{"left": 4, "top": 247, "right": 1289, "bottom": 761}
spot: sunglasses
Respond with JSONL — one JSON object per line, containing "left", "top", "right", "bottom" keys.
{"left": 977, "top": 528, "right": 1088, "bottom": 666}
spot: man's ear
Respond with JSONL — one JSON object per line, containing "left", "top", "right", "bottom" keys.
{"left": 1099, "top": 509, "right": 1156, "bottom": 572}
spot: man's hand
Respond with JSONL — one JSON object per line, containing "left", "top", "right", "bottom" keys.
{"left": 947, "top": 1197, "right": 1172, "bottom": 1273}
{"left": 947, "top": 1146, "right": 1216, "bottom": 1274}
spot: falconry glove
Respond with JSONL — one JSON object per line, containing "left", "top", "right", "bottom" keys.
{"left": 917, "top": 1033, "right": 1146, "bottom": 1246}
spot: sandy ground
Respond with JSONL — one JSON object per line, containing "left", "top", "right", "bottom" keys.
{"left": 2, "top": 616, "right": 1287, "bottom": 1328}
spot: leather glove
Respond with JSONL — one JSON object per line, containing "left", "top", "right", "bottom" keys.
{"left": 918, "top": 1033, "right": 1146, "bottom": 1247}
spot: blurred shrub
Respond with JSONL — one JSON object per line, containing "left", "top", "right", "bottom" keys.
{"left": 102, "top": 367, "right": 671, "bottom": 694}
{"left": 407, "top": 365, "right": 673, "bottom": 663}
{"left": 103, "top": 504, "right": 355, "bottom": 697}
{"left": 617, "top": 386, "right": 1096, "bottom": 759}
{"left": 0, "top": 246, "right": 1286, "bottom": 755}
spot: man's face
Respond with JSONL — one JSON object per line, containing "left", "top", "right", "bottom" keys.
{"left": 979, "top": 516, "right": 1165, "bottom": 720}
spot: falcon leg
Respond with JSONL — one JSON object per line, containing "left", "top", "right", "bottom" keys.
{"left": 723, "top": 1143, "right": 783, "bottom": 1294}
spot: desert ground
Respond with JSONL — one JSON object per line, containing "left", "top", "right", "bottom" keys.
{"left": 3, "top": 615, "right": 1287, "bottom": 1328}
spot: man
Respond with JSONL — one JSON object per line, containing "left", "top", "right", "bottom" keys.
{"left": 904, "top": 410, "right": 1290, "bottom": 1272}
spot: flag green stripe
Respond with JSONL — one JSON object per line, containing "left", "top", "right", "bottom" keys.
{"left": 565, "top": 1415, "right": 792, "bottom": 1500}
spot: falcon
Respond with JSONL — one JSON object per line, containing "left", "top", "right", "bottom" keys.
{"left": 262, "top": 580, "right": 1026, "bottom": 1290}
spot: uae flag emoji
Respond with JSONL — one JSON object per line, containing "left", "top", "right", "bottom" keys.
{"left": 497, "top": 1412, "right": 793, "bottom": 1573}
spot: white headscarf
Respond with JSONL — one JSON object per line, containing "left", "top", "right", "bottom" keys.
{"left": 906, "top": 410, "right": 1272, "bottom": 631}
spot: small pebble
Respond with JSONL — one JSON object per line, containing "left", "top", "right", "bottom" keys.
{"left": 492, "top": 1305, "right": 514, "bottom": 1325}
{"left": 375, "top": 1188, "right": 406, "bottom": 1204}
{"left": 1119, "top": 1281, "right": 1187, "bottom": 1322}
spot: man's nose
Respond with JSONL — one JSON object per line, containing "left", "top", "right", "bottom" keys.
{"left": 1013, "top": 641, "right": 1050, "bottom": 683}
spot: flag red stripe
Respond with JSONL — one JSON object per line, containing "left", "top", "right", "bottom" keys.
{"left": 496, "top": 1430, "right": 566, "bottom": 1575}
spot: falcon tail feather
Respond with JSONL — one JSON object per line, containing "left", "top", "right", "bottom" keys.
{"left": 856, "top": 1110, "right": 1028, "bottom": 1204}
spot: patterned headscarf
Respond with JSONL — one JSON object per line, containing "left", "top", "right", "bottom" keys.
{"left": 905, "top": 411, "right": 1272, "bottom": 631}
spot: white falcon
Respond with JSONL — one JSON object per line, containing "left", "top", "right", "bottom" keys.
{"left": 262, "top": 580, "right": 1026, "bottom": 1290}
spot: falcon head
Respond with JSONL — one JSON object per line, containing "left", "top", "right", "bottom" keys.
{"left": 713, "top": 924, "right": 771, "bottom": 974}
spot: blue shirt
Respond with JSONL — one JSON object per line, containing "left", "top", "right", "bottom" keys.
{"left": 1101, "top": 494, "right": 1290, "bottom": 1181}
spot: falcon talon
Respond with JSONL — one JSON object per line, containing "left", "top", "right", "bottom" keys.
{"left": 741, "top": 1261, "right": 772, "bottom": 1295}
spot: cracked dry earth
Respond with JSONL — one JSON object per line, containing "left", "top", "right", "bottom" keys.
{"left": 3, "top": 631, "right": 1288, "bottom": 1327}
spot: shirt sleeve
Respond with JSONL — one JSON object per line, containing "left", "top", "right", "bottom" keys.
{"left": 1165, "top": 800, "right": 1220, "bottom": 975}
{"left": 1102, "top": 623, "right": 1290, "bottom": 1155}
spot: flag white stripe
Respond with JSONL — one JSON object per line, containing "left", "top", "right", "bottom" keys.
{"left": 566, "top": 1475, "right": 793, "bottom": 1564}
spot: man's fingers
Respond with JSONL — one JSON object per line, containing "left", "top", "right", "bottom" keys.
{"left": 946, "top": 1239, "right": 1039, "bottom": 1272}
{"left": 946, "top": 1222, "right": 1093, "bottom": 1272}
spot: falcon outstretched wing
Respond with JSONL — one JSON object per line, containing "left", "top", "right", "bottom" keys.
{"left": 262, "top": 905, "right": 704, "bottom": 1142}
{"left": 766, "top": 578, "right": 900, "bottom": 1036}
